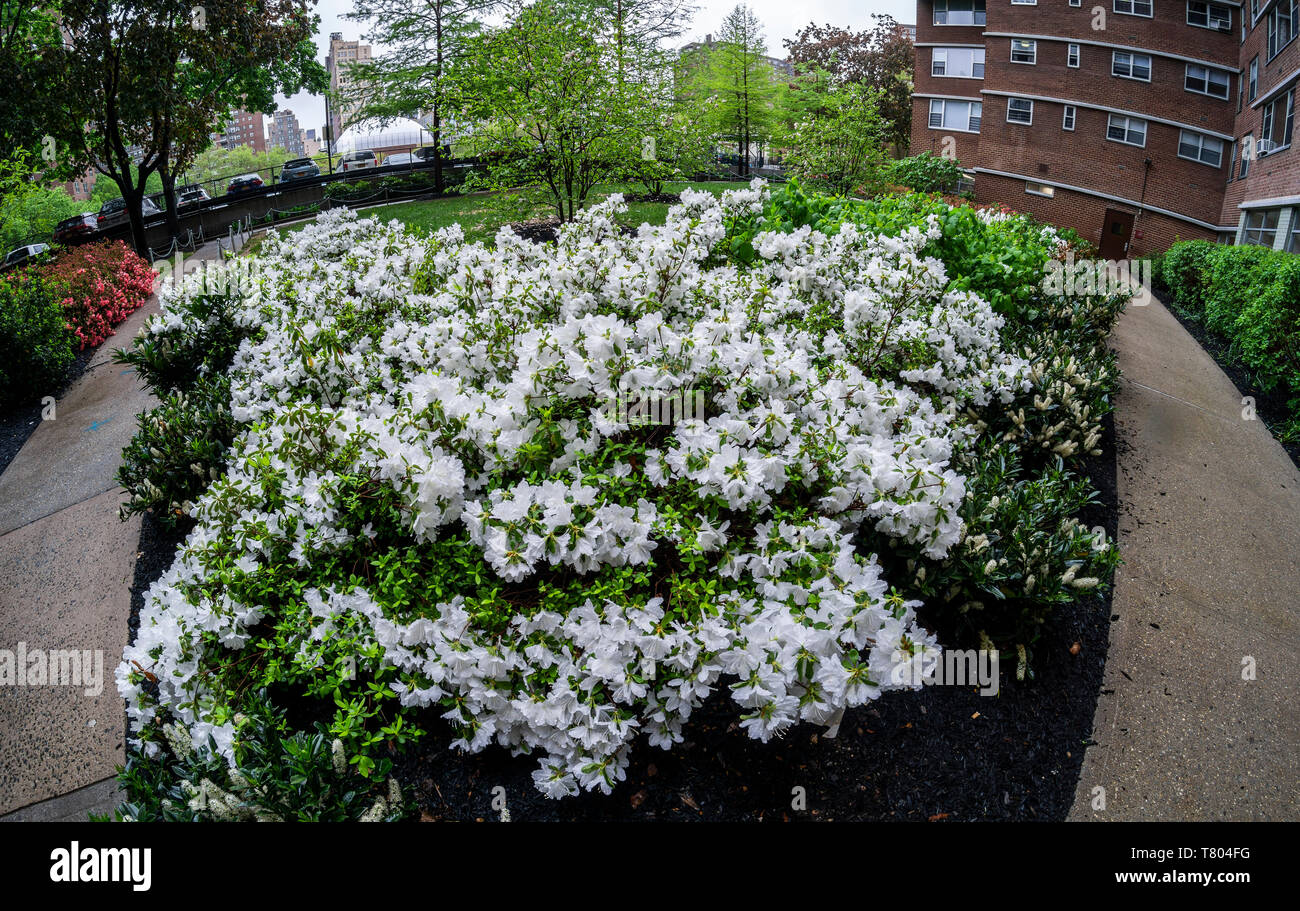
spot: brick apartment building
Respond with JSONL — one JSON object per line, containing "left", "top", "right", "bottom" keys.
{"left": 269, "top": 109, "right": 306, "bottom": 157}
{"left": 912, "top": 0, "right": 1299, "bottom": 256}
{"left": 211, "top": 109, "right": 268, "bottom": 153}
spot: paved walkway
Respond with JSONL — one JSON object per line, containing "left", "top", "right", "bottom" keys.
{"left": 0, "top": 239, "right": 237, "bottom": 820}
{"left": 1070, "top": 280, "right": 1300, "bottom": 820}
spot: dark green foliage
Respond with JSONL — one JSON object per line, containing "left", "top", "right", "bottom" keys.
{"left": 1161, "top": 241, "right": 1300, "bottom": 440}
{"left": 0, "top": 272, "right": 75, "bottom": 407}
{"left": 116, "top": 375, "right": 235, "bottom": 528}
{"left": 887, "top": 152, "right": 962, "bottom": 194}
{"left": 105, "top": 691, "right": 404, "bottom": 821}
{"left": 114, "top": 287, "right": 250, "bottom": 526}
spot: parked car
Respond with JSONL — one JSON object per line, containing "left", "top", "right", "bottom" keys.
{"left": 339, "top": 150, "right": 378, "bottom": 172}
{"left": 176, "top": 186, "right": 211, "bottom": 210}
{"left": 383, "top": 152, "right": 417, "bottom": 167}
{"left": 277, "top": 158, "right": 321, "bottom": 183}
{"left": 97, "top": 196, "right": 162, "bottom": 230}
{"left": 53, "top": 213, "right": 99, "bottom": 243}
{"left": 226, "top": 173, "right": 265, "bottom": 196}
{"left": 1, "top": 243, "right": 51, "bottom": 272}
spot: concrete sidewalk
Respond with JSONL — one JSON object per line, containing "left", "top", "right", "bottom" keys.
{"left": 0, "top": 239, "right": 235, "bottom": 820}
{"left": 1071, "top": 283, "right": 1300, "bottom": 820}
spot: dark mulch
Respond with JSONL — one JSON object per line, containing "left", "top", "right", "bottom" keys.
{"left": 623, "top": 192, "right": 681, "bottom": 204}
{"left": 127, "top": 511, "right": 191, "bottom": 646}
{"left": 1150, "top": 284, "right": 1300, "bottom": 473}
{"left": 395, "top": 414, "right": 1120, "bottom": 822}
{"left": 123, "top": 415, "right": 1119, "bottom": 823}
{"left": 0, "top": 346, "right": 97, "bottom": 478}
{"left": 509, "top": 218, "right": 561, "bottom": 244}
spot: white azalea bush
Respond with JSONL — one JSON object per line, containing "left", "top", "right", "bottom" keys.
{"left": 116, "top": 181, "right": 1119, "bottom": 813}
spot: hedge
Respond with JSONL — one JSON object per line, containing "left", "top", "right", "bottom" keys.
{"left": 1160, "top": 240, "right": 1300, "bottom": 440}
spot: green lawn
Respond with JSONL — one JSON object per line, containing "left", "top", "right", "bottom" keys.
{"left": 268, "top": 181, "right": 740, "bottom": 245}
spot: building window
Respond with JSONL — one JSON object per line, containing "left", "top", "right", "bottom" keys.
{"left": 1239, "top": 134, "right": 1253, "bottom": 176}
{"left": 1068, "top": 43, "right": 1080, "bottom": 67}
{"left": 1070, "top": 0, "right": 1082, "bottom": 5}
{"left": 932, "top": 47, "right": 985, "bottom": 78}
{"left": 1267, "top": 0, "right": 1298, "bottom": 60}
{"left": 1107, "top": 113, "right": 1147, "bottom": 146}
{"left": 929, "top": 98, "right": 983, "bottom": 132}
{"left": 1178, "top": 130, "right": 1225, "bottom": 166}
{"left": 1063, "top": 104, "right": 1077, "bottom": 130}
{"left": 1186, "top": 64, "right": 1231, "bottom": 98}
{"left": 1007, "top": 97, "right": 1034, "bottom": 124}
{"left": 1259, "top": 88, "right": 1295, "bottom": 154}
{"left": 1187, "top": 1, "right": 1232, "bottom": 30}
{"left": 1010, "top": 39, "right": 1037, "bottom": 64}
{"left": 1227, "top": 140, "right": 1236, "bottom": 180}
{"left": 934, "top": 0, "right": 987, "bottom": 25}
{"left": 1243, "top": 209, "right": 1280, "bottom": 246}
{"left": 1114, "top": 0, "right": 1154, "bottom": 16}
{"left": 1025, "top": 181, "right": 1056, "bottom": 197}
{"left": 1113, "top": 51, "right": 1152, "bottom": 81}
{"left": 1289, "top": 212, "right": 1300, "bottom": 251}
{"left": 1251, "top": 0, "right": 1259, "bottom": 22}
{"left": 1011, "top": 0, "right": 1036, "bottom": 4}
{"left": 1249, "top": 57, "right": 1259, "bottom": 100}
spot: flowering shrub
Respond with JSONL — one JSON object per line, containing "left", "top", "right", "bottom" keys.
{"left": 40, "top": 240, "right": 155, "bottom": 349}
{"left": 0, "top": 271, "right": 75, "bottom": 407}
{"left": 888, "top": 152, "right": 963, "bottom": 195}
{"left": 118, "top": 181, "right": 1121, "bottom": 805}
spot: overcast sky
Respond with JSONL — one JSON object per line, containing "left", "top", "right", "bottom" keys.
{"left": 274, "top": 0, "right": 914, "bottom": 140}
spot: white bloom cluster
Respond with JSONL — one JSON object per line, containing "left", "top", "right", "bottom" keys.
{"left": 120, "top": 183, "right": 1032, "bottom": 797}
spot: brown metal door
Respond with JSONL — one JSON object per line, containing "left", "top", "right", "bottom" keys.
{"left": 1099, "top": 209, "right": 1135, "bottom": 259}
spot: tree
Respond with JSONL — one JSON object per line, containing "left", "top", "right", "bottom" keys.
{"left": 0, "top": 184, "right": 82, "bottom": 250}
{"left": 784, "top": 78, "right": 889, "bottom": 197}
{"left": 178, "top": 145, "right": 296, "bottom": 193}
{"left": 593, "top": 0, "right": 696, "bottom": 83}
{"left": 343, "top": 0, "right": 499, "bottom": 194}
{"left": 0, "top": 1, "right": 64, "bottom": 180}
{"left": 154, "top": 23, "right": 326, "bottom": 242}
{"left": 461, "top": 0, "right": 635, "bottom": 222}
{"left": 693, "top": 5, "right": 781, "bottom": 177}
{"left": 44, "top": 1, "right": 323, "bottom": 255}
{"left": 784, "top": 17, "right": 915, "bottom": 154}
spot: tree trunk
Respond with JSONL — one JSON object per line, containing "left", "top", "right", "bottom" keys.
{"left": 159, "top": 162, "right": 181, "bottom": 243}
{"left": 122, "top": 183, "right": 149, "bottom": 258}
{"left": 433, "top": 108, "right": 444, "bottom": 194}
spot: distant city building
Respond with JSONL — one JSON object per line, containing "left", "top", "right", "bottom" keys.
{"left": 678, "top": 35, "right": 794, "bottom": 77}
{"left": 326, "top": 32, "right": 373, "bottom": 142}
{"left": 270, "top": 109, "right": 305, "bottom": 156}
{"left": 62, "top": 169, "right": 98, "bottom": 202}
{"left": 211, "top": 110, "right": 267, "bottom": 152}
{"left": 302, "top": 131, "right": 321, "bottom": 157}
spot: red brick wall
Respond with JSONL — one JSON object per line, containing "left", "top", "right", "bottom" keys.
{"left": 909, "top": 0, "right": 1299, "bottom": 249}
{"left": 974, "top": 171, "right": 1218, "bottom": 256}
{"left": 983, "top": 2, "right": 1240, "bottom": 63}
{"left": 975, "top": 98, "right": 1230, "bottom": 227}
{"left": 911, "top": 96, "right": 984, "bottom": 165}
{"left": 1220, "top": 6, "right": 1300, "bottom": 221}
{"left": 914, "top": 0, "right": 988, "bottom": 169}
